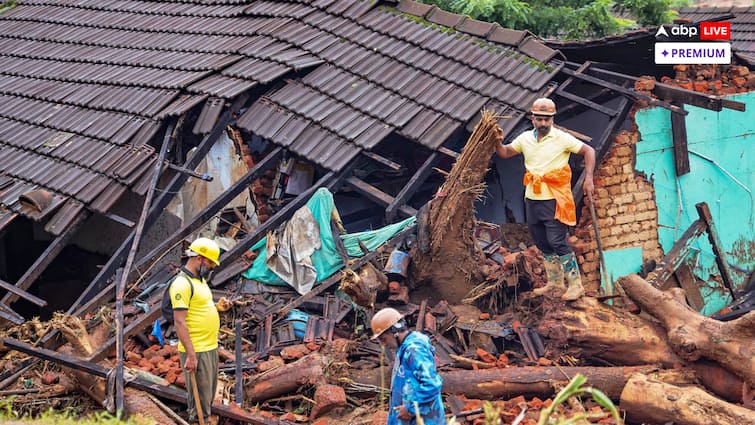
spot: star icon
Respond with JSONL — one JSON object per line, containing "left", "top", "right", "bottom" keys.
{"left": 662, "top": 50, "right": 669, "bottom": 57}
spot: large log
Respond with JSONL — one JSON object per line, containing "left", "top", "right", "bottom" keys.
{"left": 620, "top": 373, "right": 755, "bottom": 425}
{"left": 620, "top": 274, "right": 755, "bottom": 385}
{"left": 348, "top": 365, "right": 694, "bottom": 401}
{"left": 411, "top": 111, "right": 501, "bottom": 302}
{"left": 439, "top": 366, "right": 692, "bottom": 401}
{"left": 537, "top": 296, "right": 682, "bottom": 367}
{"left": 245, "top": 353, "right": 325, "bottom": 403}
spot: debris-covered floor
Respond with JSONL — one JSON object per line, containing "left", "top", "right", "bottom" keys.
{"left": 1, "top": 110, "right": 753, "bottom": 425}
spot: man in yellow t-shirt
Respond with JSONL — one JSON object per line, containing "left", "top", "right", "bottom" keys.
{"left": 171, "top": 237, "right": 222, "bottom": 424}
{"left": 495, "top": 98, "right": 595, "bottom": 301}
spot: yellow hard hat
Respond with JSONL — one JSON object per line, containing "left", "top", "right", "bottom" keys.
{"left": 370, "top": 308, "right": 403, "bottom": 340}
{"left": 188, "top": 237, "right": 221, "bottom": 266}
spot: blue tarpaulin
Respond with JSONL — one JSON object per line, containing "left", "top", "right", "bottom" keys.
{"left": 242, "top": 188, "right": 415, "bottom": 290}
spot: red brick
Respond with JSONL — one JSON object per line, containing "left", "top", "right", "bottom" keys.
{"left": 310, "top": 385, "right": 347, "bottom": 419}
{"left": 280, "top": 344, "right": 311, "bottom": 361}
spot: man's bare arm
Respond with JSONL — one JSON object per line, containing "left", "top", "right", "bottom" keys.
{"left": 494, "top": 128, "right": 519, "bottom": 159}
{"left": 578, "top": 144, "right": 596, "bottom": 198}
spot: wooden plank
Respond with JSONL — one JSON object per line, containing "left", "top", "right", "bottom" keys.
{"left": 2, "top": 338, "right": 291, "bottom": 425}
{"left": 555, "top": 88, "right": 619, "bottom": 117}
{"left": 696, "top": 202, "right": 737, "bottom": 300}
{"left": 553, "top": 124, "right": 592, "bottom": 143}
{"left": 560, "top": 68, "right": 687, "bottom": 115}
{"left": 118, "top": 118, "right": 174, "bottom": 412}
{"left": 362, "top": 151, "right": 402, "bottom": 171}
{"left": 671, "top": 105, "right": 690, "bottom": 176}
{"left": 235, "top": 320, "right": 243, "bottom": 407}
{"left": 650, "top": 220, "right": 707, "bottom": 289}
{"left": 721, "top": 99, "right": 746, "bottom": 112}
{"left": 345, "top": 177, "right": 417, "bottom": 218}
{"left": 0, "top": 302, "right": 24, "bottom": 324}
{"left": 675, "top": 260, "right": 704, "bottom": 311}
{"left": 438, "top": 147, "right": 460, "bottom": 159}
{"left": 2, "top": 212, "right": 88, "bottom": 306}
{"left": 0, "top": 277, "right": 46, "bottom": 307}
{"left": 386, "top": 152, "right": 438, "bottom": 222}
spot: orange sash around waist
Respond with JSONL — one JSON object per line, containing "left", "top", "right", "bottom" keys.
{"left": 523, "top": 165, "right": 576, "bottom": 226}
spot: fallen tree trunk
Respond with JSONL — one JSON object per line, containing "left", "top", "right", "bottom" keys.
{"left": 440, "top": 365, "right": 692, "bottom": 400}
{"left": 411, "top": 110, "right": 502, "bottom": 303}
{"left": 537, "top": 296, "right": 682, "bottom": 367}
{"left": 245, "top": 352, "right": 325, "bottom": 402}
{"left": 349, "top": 365, "right": 694, "bottom": 401}
{"left": 620, "top": 274, "right": 755, "bottom": 385}
{"left": 621, "top": 373, "right": 755, "bottom": 425}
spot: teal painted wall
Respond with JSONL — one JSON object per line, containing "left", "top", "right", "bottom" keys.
{"left": 634, "top": 92, "right": 755, "bottom": 315}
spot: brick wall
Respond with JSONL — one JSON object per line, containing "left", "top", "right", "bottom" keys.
{"left": 572, "top": 127, "right": 664, "bottom": 293}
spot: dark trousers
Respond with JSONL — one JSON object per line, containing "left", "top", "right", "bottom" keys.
{"left": 180, "top": 349, "right": 218, "bottom": 423}
{"left": 525, "top": 199, "right": 572, "bottom": 256}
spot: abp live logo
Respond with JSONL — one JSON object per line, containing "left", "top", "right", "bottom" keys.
{"left": 700, "top": 22, "right": 731, "bottom": 40}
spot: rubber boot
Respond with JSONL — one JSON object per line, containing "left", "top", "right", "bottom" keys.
{"left": 532, "top": 254, "right": 566, "bottom": 297}
{"left": 561, "top": 252, "right": 585, "bottom": 301}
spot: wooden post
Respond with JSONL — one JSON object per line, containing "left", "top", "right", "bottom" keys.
{"left": 385, "top": 152, "right": 438, "bottom": 223}
{"left": 696, "top": 202, "right": 737, "bottom": 300}
{"left": 671, "top": 103, "right": 690, "bottom": 176}
{"left": 235, "top": 320, "right": 243, "bottom": 407}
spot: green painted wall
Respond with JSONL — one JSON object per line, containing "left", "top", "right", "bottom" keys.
{"left": 634, "top": 92, "right": 754, "bottom": 315}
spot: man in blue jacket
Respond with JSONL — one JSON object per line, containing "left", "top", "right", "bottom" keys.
{"left": 371, "top": 308, "right": 445, "bottom": 425}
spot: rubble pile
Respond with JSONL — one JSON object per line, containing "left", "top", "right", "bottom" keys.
{"left": 633, "top": 64, "right": 755, "bottom": 95}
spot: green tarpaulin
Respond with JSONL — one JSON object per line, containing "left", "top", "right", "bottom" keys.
{"left": 241, "top": 188, "right": 415, "bottom": 288}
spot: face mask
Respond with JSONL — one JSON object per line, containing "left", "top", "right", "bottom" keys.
{"left": 198, "top": 260, "right": 212, "bottom": 280}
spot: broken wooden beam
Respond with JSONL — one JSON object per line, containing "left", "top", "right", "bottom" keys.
{"left": 696, "top": 202, "right": 737, "bottom": 300}
{"left": 648, "top": 219, "right": 707, "bottom": 289}
{"left": 671, "top": 103, "right": 690, "bottom": 176}
{"left": 0, "top": 277, "right": 46, "bottom": 307}
{"left": 386, "top": 152, "right": 438, "bottom": 223}
{"left": 345, "top": 176, "right": 418, "bottom": 218}
{"left": 361, "top": 151, "right": 402, "bottom": 171}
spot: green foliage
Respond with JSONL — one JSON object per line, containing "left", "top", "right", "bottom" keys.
{"left": 615, "top": 0, "right": 676, "bottom": 26}
{"left": 536, "top": 374, "right": 623, "bottom": 425}
{"left": 482, "top": 401, "right": 501, "bottom": 425}
{"left": 417, "top": 0, "right": 675, "bottom": 39}
{"left": 0, "top": 399, "right": 153, "bottom": 425}
{"left": 0, "top": 0, "right": 17, "bottom": 13}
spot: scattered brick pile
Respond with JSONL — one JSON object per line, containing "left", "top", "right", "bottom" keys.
{"left": 572, "top": 130, "right": 664, "bottom": 293}
{"left": 125, "top": 343, "right": 185, "bottom": 388}
{"left": 634, "top": 64, "right": 755, "bottom": 95}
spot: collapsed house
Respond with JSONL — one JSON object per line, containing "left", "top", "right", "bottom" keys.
{"left": 0, "top": 0, "right": 753, "bottom": 424}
